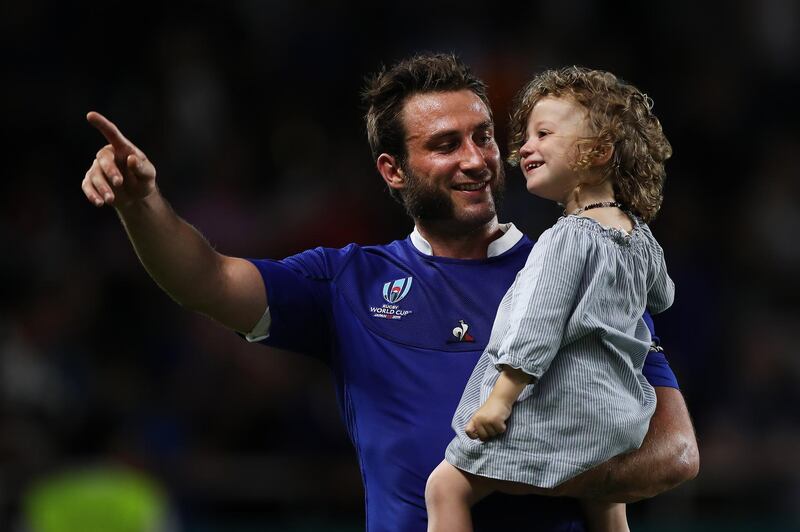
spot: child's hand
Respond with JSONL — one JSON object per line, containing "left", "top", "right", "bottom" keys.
{"left": 465, "top": 397, "right": 513, "bottom": 442}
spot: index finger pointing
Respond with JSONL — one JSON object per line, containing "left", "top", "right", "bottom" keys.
{"left": 86, "top": 111, "right": 133, "bottom": 152}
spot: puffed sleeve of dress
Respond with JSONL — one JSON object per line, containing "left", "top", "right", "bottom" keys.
{"left": 493, "top": 221, "right": 591, "bottom": 379}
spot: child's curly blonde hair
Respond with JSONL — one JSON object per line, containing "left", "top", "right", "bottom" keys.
{"left": 507, "top": 67, "right": 672, "bottom": 222}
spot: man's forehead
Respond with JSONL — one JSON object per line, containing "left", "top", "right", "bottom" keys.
{"left": 402, "top": 90, "right": 492, "bottom": 139}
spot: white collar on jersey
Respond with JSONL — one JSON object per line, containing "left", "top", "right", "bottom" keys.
{"left": 409, "top": 223, "right": 523, "bottom": 258}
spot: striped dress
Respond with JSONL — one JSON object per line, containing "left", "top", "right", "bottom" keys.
{"left": 445, "top": 214, "right": 675, "bottom": 488}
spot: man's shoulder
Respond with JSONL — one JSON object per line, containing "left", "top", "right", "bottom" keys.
{"left": 274, "top": 238, "right": 415, "bottom": 280}
{"left": 305, "top": 237, "right": 414, "bottom": 264}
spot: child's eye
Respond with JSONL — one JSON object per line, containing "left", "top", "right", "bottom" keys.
{"left": 537, "top": 130, "right": 550, "bottom": 138}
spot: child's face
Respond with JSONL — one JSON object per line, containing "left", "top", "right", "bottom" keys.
{"left": 518, "top": 96, "right": 593, "bottom": 203}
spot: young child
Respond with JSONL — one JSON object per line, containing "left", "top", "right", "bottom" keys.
{"left": 425, "top": 67, "right": 675, "bottom": 532}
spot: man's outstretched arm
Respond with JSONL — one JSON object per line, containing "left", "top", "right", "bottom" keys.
{"left": 82, "top": 112, "right": 266, "bottom": 334}
{"left": 550, "top": 386, "right": 699, "bottom": 502}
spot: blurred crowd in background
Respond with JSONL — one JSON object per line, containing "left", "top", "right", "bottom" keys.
{"left": 1, "top": 0, "right": 799, "bottom": 530}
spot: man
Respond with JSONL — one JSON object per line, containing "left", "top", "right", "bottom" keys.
{"left": 82, "top": 53, "right": 698, "bottom": 531}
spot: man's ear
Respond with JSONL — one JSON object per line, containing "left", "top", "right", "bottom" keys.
{"left": 376, "top": 153, "right": 406, "bottom": 192}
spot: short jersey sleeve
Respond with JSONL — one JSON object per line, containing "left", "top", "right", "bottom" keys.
{"left": 246, "top": 246, "right": 347, "bottom": 361}
{"left": 641, "top": 311, "right": 679, "bottom": 389}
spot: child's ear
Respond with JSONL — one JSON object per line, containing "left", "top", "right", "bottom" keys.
{"left": 591, "top": 143, "right": 614, "bottom": 167}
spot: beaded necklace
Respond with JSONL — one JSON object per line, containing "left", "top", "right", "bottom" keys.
{"left": 566, "top": 201, "right": 623, "bottom": 216}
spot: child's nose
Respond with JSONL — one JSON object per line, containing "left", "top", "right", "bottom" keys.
{"left": 519, "top": 140, "right": 535, "bottom": 159}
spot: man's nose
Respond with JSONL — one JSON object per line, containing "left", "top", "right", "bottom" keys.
{"left": 460, "top": 139, "right": 487, "bottom": 171}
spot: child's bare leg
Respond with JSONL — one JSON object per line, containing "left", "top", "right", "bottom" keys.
{"left": 426, "top": 461, "right": 493, "bottom": 532}
{"left": 581, "top": 500, "right": 630, "bottom": 532}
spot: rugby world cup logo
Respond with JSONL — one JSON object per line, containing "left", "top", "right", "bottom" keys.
{"left": 383, "top": 277, "right": 413, "bottom": 304}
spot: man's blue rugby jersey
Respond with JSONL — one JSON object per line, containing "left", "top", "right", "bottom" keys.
{"left": 247, "top": 225, "right": 678, "bottom": 532}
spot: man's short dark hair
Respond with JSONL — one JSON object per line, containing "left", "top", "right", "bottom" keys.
{"left": 362, "top": 53, "right": 491, "bottom": 165}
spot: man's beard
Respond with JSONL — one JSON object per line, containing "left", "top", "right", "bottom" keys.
{"left": 399, "top": 163, "right": 506, "bottom": 225}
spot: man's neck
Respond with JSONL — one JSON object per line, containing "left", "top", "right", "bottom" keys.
{"left": 414, "top": 218, "right": 503, "bottom": 259}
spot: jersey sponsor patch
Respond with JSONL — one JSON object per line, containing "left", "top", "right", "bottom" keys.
{"left": 447, "top": 320, "right": 475, "bottom": 343}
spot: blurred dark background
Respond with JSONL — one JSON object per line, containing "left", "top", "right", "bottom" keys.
{"left": 1, "top": 0, "right": 799, "bottom": 530}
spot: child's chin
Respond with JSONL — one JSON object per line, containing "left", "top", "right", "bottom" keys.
{"left": 526, "top": 182, "right": 557, "bottom": 202}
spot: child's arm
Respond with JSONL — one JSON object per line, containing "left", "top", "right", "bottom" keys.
{"left": 464, "top": 223, "right": 590, "bottom": 442}
{"left": 465, "top": 366, "right": 532, "bottom": 441}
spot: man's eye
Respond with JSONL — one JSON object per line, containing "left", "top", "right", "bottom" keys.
{"left": 478, "top": 133, "right": 493, "bottom": 145}
{"left": 438, "top": 142, "right": 458, "bottom": 152}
